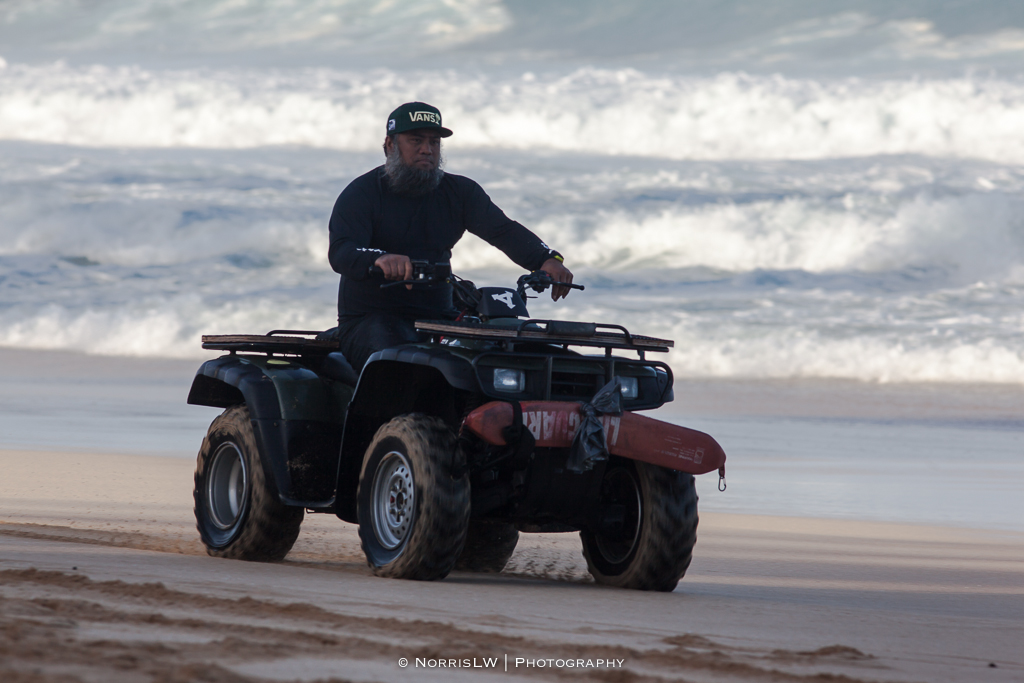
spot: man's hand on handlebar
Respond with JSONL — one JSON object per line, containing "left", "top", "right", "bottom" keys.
{"left": 540, "top": 258, "right": 574, "bottom": 301}
{"left": 373, "top": 254, "right": 413, "bottom": 289}
{"left": 368, "top": 257, "right": 574, "bottom": 299}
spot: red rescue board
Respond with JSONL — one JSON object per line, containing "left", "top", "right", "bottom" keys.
{"left": 462, "top": 401, "right": 726, "bottom": 476}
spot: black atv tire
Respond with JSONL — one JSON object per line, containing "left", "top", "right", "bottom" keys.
{"left": 581, "top": 461, "right": 698, "bottom": 591}
{"left": 357, "top": 414, "right": 470, "bottom": 580}
{"left": 194, "top": 405, "right": 303, "bottom": 561}
{"left": 455, "top": 521, "right": 519, "bottom": 573}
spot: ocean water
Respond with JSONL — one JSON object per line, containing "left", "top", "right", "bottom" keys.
{"left": 0, "top": 2, "right": 1022, "bottom": 530}
{"left": 3, "top": 1, "right": 1024, "bottom": 385}
{"left": 689, "top": 413, "right": 1024, "bottom": 532}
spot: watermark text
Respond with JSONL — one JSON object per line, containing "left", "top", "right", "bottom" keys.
{"left": 398, "top": 655, "right": 625, "bottom": 672}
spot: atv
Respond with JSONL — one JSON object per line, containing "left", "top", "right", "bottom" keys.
{"left": 187, "top": 263, "right": 726, "bottom": 591}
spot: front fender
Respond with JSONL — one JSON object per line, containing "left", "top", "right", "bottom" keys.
{"left": 332, "top": 345, "right": 476, "bottom": 523}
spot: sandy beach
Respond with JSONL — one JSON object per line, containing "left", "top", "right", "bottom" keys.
{"left": 1, "top": 448, "right": 1022, "bottom": 682}
{"left": 0, "top": 348, "right": 1021, "bottom": 682}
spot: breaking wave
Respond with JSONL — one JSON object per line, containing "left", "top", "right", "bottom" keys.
{"left": 2, "top": 139, "right": 1024, "bottom": 383}
{"left": 4, "top": 65, "right": 1024, "bottom": 163}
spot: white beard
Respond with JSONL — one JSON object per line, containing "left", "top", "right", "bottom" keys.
{"left": 384, "top": 144, "right": 445, "bottom": 196}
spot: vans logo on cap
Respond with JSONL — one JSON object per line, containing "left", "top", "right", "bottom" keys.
{"left": 409, "top": 111, "right": 440, "bottom": 124}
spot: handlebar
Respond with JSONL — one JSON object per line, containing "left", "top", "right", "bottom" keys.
{"left": 367, "top": 260, "right": 582, "bottom": 302}
{"left": 368, "top": 260, "right": 451, "bottom": 289}
{"left": 516, "top": 270, "right": 584, "bottom": 300}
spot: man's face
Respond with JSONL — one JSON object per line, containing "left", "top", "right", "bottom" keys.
{"left": 387, "top": 130, "right": 442, "bottom": 170}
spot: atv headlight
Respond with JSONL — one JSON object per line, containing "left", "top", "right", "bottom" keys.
{"left": 617, "top": 376, "right": 639, "bottom": 399}
{"left": 493, "top": 368, "right": 525, "bottom": 393}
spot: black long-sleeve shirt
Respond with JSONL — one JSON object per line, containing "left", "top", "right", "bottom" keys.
{"left": 328, "top": 166, "right": 560, "bottom": 320}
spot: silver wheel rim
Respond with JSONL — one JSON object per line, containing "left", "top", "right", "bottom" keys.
{"left": 207, "top": 441, "right": 247, "bottom": 530}
{"left": 371, "top": 451, "right": 415, "bottom": 550}
{"left": 595, "top": 468, "right": 642, "bottom": 564}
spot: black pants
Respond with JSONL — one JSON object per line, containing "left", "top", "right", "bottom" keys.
{"left": 330, "top": 312, "right": 427, "bottom": 370}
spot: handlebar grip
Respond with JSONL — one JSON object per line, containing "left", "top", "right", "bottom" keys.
{"left": 370, "top": 265, "right": 407, "bottom": 289}
{"left": 534, "top": 271, "right": 585, "bottom": 290}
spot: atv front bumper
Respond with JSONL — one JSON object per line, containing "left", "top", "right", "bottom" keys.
{"left": 462, "top": 401, "right": 726, "bottom": 477}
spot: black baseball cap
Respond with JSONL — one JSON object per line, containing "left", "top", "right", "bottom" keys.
{"left": 386, "top": 102, "right": 453, "bottom": 138}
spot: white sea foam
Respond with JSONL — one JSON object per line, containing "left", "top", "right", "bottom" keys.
{"left": 5, "top": 65, "right": 1024, "bottom": 164}
{"left": 4, "top": 294, "right": 1022, "bottom": 385}
{"left": 455, "top": 191, "right": 1024, "bottom": 281}
{"left": 4, "top": 147, "right": 1021, "bottom": 280}
{"left": 2, "top": 141, "right": 1023, "bottom": 383}
{"left": 523, "top": 287, "right": 1024, "bottom": 384}
{"left": 0, "top": 298, "right": 334, "bottom": 359}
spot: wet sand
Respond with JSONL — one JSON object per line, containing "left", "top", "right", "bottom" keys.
{"left": 1, "top": 447, "right": 1022, "bottom": 683}
{"left": 1, "top": 347, "right": 1022, "bottom": 681}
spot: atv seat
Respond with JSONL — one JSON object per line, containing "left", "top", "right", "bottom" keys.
{"left": 314, "top": 327, "right": 359, "bottom": 386}
{"left": 322, "top": 351, "right": 359, "bottom": 386}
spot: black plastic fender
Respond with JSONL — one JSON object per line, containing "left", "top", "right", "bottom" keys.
{"left": 332, "top": 344, "right": 478, "bottom": 523}
{"left": 364, "top": 345, "right": 478, "bottom": 391}
{"left": 188, "top": 355, "right": 352, "bottom": 508}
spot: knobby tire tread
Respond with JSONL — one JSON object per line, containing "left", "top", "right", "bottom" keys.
{"left": 359, "top": 414, "right": 470, "bottom": 580}
{"left": 195, "top": 405, "right": 303, "bottom": 561}
{"left": 582, "top": 464, "right": 698, "bottom": 591}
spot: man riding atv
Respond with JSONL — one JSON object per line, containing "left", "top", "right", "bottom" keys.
{"left": 188, "top": 101, "right": 726, "bottom": 593}
{"left": 326, "top": 101, "right": 575, "bottom": 369}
